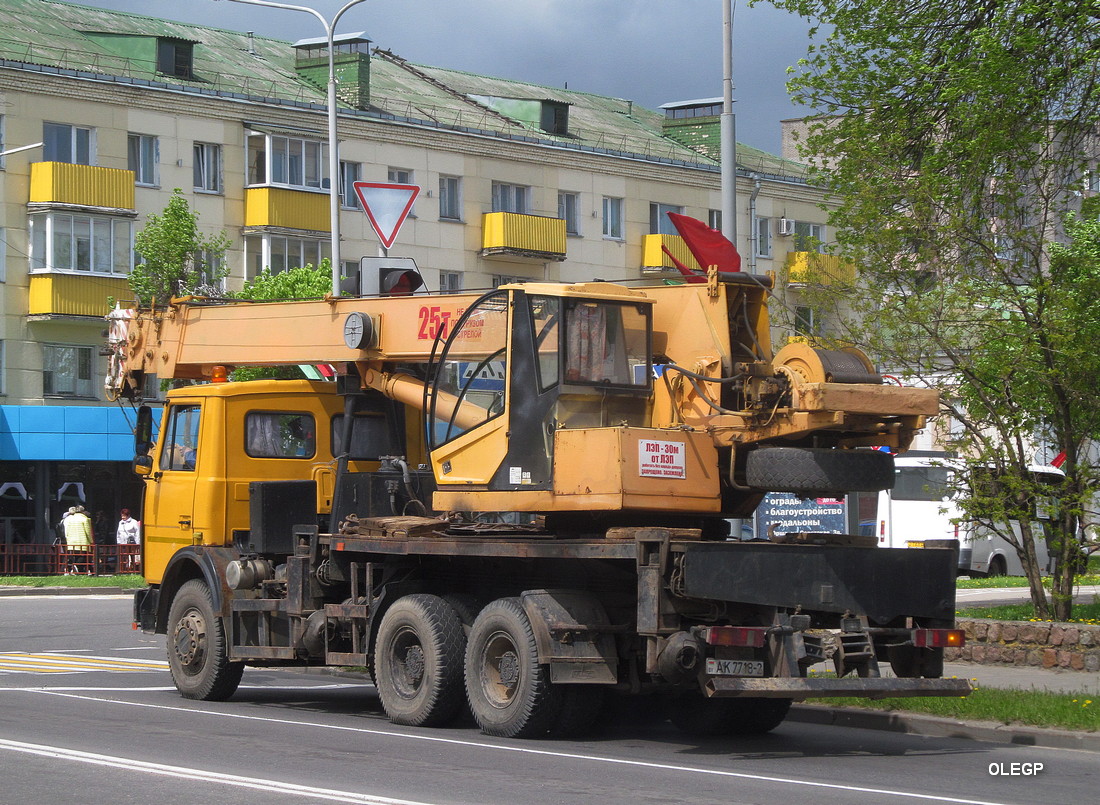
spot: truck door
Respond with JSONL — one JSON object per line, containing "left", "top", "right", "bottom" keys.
{"left": 143, "top": 403, "right": 202, "bottom": 583}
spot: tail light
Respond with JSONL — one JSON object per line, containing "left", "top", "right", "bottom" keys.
{"left": 700, "top": 626, "right": 767, "bottom": 648}
{"left": 913, "top": 629, "right": 965, "bottom": 648}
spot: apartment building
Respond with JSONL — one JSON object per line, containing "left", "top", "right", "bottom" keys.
{"left": 0, "top": 0, "right": 831, "bottom": 542}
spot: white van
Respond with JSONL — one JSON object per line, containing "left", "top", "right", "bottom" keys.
{"left": 865, "top": 453, "right": 1060, "bottom": 577}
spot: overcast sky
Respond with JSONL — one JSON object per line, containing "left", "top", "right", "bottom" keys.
{"left": 72, "top": 0, "right": 816, "bottom": 153}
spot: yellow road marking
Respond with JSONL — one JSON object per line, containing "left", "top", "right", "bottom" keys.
{"left": 0, "top": 652, "right": 167, "bottom": 674}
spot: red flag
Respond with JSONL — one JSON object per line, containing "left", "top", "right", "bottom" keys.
{"left": 667, "top": 212, "right": 741, "bottom": 273}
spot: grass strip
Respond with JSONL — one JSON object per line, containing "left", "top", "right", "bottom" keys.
{"left": 807, "top": 686, "right": 1099, "bottom": 732}
{"left": 0, "top": 574, "right": 146, "bottom": 589}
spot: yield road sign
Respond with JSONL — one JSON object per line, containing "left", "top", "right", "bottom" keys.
{"left": 353, "top": 182, "right": 419, "bottom": 249}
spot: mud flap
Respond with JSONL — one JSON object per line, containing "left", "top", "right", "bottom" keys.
{"left": 521, "top": 589, "right": 618, "bottom": 684}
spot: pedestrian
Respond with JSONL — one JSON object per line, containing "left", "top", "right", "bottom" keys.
{"left": 62, "top": 505, "right": 93, "bottom": 574}
{"left": 117, "top": 508, "right": 141, "bottom": 572}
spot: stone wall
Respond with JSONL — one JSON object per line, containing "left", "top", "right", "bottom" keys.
{"left": 945, "top": 619, "right": 1100, "bottom": 672}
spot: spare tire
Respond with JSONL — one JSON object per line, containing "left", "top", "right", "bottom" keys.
{"left": 745, "top": 447, "right": 894, "bottom": 495}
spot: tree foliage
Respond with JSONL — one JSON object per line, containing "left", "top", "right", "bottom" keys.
{"left": 130, "top": 189, "right": 230, "bottom": 306}
{"left": 765, "top": 0, "right": 1100, "bottom": 618}
{"left": 229, "top": 262, "right": 334, "bottom": 381}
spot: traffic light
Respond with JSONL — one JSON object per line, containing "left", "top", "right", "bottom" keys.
{"left": 379, "top": 266, "right": 424, "bottom": 295}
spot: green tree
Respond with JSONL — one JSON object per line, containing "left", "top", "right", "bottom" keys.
{"left": 765, "top": 0, "right": 1100, "bottom": 618}
{"left": 229, "top": 261, "right": 334, "bottom": 381}
{"left": 130, "top": 189, "right": 230, "bottom": 306}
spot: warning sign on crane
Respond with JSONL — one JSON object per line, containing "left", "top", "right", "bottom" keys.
{"left": 353, "top": 182, "right": 420, "bottom": 249}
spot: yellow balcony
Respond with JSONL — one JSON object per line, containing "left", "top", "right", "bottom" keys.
{"left": 641, "top": 234, "right": 701, "bottom": 272}
{"left": 245, "top": 187, "right": 330, "bottom": 232}
{"left": 28, "top": 273, "right": 133, "bottom": 317}
{"left": 785, "top": 252, "right": 856, "bottom": 285}
{"left": 481, "top": 212, "right": 566, "bottom": 261}
{"left": 29, "top": 162, "right": 134, "bottom": 210}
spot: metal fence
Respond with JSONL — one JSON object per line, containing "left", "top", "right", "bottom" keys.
{"left": 0, "top": 544, "right": 141, "bottom": 577}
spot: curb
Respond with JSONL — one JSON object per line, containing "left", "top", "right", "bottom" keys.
{"left": 0, "top": 586, "right": 127, "bottom": 596}
{"left": 789, "top": 703, "right": 1100, "bottom": 753}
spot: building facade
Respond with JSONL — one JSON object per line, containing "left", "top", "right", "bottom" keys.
{"left": 0, "top": 0, "right": 832, "bottom": 543}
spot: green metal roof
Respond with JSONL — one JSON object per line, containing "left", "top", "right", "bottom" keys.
{"left": 0, "top": 0, "right": 808, "bottom": 179}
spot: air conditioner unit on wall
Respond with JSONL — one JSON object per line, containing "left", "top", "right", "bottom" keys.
{"left": 778, "top": 218, "right": 795, "bottom": 236}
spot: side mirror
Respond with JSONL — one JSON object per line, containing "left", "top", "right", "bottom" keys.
{"left": 132, "top": 455, "right": 154, "bottom": 477}
{"left": 135, "top": 405, "right": 154, "bottom": 456}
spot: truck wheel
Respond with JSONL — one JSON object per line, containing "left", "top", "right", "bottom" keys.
{"left": 745, "top": 447, "right": 894, "bottom": 495}
{"left": 166, "top": 579, "right": 244, "bottom": 701}
{"left": 375, "top": 594, "right": 467, "bottom": 727}
{"left": 669, "top": 693, "right": 792, "bottom": 737}
{"left": 465, "top": 597, "right": 560, "bottom": 738}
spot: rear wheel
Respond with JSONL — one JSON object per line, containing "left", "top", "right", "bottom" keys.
{"left": 166, "top": 579, "right": 244, "bottom": 701}
{"left": 746, "top": 447, "right": 894, "bottom": 495}
{"left": 375, "top": 594, "right": 467, "bottom": 727}
{"left": 465, "top": 597, "right": 560, "bottom": 738}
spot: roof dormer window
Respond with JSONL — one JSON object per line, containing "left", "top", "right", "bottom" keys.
{"left": 157, "top": 38, "right": 194, "bottom": 80}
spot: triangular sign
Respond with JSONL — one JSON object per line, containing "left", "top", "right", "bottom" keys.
{"left": 353, "top": 182, "right": 420, "bottom": 250}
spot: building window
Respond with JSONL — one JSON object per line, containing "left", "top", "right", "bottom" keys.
{"left": 558, "top": 192, "right": 579, "bottom": 235}
{"left": 246, "top": 131, "right": 328, "bottom": 191}
{"left": 793, "top": 221, "right": 826, "bottom": 253}
{"left": 439, "top": 175, "right": 461, "bottom": 220}
{"left": 157, "top": 39, "right": 195, "bottom": 80}
{"left": 649, "top": 202, "right": 684, "bottom": 235}
{"left": 794, "top": 306, "right": 824, "bottom": 338}
{"left": 340, "top": 161, "right": 361, "bottom": 209}
{"left": 43, "top": 122, "right": 92, "bottom": 165}
{"left": 127, "top": 134, "right": 159, "bottom": 187}
{"left": 193, "top": 142, "right": 222, "bottom": 193}
{"left": 602, "top": 196, "right": 624, "bottom": 240}
{"left": 245, "top": 234, "right": 330, "bottom": 279}
{"left": 29, "top": 212, "right": 132, "bottom": 275}
{"left": 492, "top": 274, "right": 522, "bottom": 287}
{"left": 755, "top": 216, "right": 772, "bottom": 258}
{"left": 388, "top": 168, "right": 415, "bottom": 215}
{"left": 439, "top": 271, "right": 462, "bottom": 293}
{"left": 43, "top": 344, "right": 94, "bottom": 398}
{"left": 708, "top": 209, "right": 722, "bottom": 231}
{"left": 492, "top": 182, "right": 529, "bottom": 214}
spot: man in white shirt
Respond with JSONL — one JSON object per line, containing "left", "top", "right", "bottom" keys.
{"left": 116, "top": 509, "right": 141, "bottom": 572}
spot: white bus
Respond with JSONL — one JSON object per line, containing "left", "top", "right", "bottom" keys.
{"left": 864, "top": 454, "right": 1060, "bottom": 577}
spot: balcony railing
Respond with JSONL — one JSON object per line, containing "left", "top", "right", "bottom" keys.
{"left": 641, "top": 234, "right": 701, "bottom": 272}
{"left": 29, "top": 162, "right": 135, "bottom": 210}
{"left": 28, "top": 273, "right": 132, "bottom": 317}
{"left": 481, "top": 212, "right": 566, "bottom": 261}
{"left": 786, "top": 251, "right": 856, "bottom": 285}
{"left": 245, "top": 187, "right": 330, "bottom": 232}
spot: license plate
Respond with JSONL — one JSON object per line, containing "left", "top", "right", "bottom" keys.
{"left": 705, "top": 658, "right": 765, "bottom": 677}
{"left": 907, "top": 540, "right": 926, "bottom": 548}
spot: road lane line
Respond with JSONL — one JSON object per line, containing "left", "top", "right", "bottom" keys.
{"left": 20, "top": 688, "right": 1017, "bottom": 805}
{"left": 0, "top": 738, "right": 436, "bottom": 805}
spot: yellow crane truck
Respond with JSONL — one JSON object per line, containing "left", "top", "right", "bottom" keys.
{"left": 107, "top": 266, "right": 968, "bottom": 738}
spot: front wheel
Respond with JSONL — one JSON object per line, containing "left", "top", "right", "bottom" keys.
{"left": 166, "top": 579, "right": 244, "bottom": 701}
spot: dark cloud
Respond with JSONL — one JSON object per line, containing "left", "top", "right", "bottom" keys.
{"left": 72, "top": 0, "right": 813, "bottom": 152}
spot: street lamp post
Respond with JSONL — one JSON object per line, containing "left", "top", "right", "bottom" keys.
{"left": 220, "top": 0, "right": 367, "bottom": 296}
{"left": 720, "top": 0, "right": 737, "bottom": 247}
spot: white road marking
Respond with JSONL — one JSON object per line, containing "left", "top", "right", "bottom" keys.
{"left": 16, "top": 688, "right": 1017, "bottom": 805}
{"left": 0, "top": 738, "right": 436, "bottom": 805}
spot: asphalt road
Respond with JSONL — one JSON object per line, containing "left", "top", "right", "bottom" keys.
{"left": 0, "top": 596, "right": 1095, "bottom": 805}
